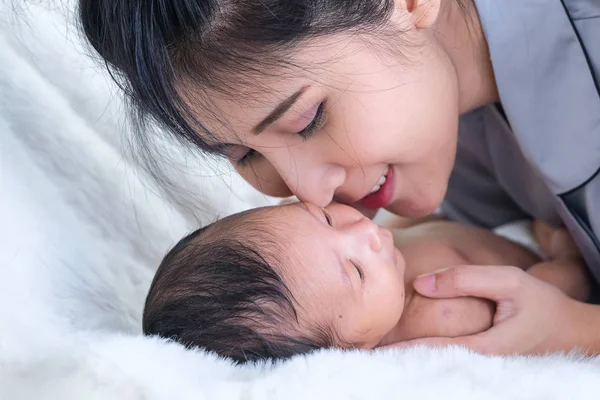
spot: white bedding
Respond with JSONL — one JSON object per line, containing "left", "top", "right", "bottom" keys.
{"left": 2, "top": 2, "right": 600, "bottom": 399}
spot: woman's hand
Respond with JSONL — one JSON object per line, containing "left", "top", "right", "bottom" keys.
{"left": 392, "top": 265, "right": 594, "bottom": 355}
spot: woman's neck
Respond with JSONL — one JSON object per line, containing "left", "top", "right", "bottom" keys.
{"left": 436, "top": 0, "right": 499, "bottom": 114}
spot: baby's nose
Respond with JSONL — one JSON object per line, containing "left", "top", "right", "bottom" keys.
{"left": 353, "top": 217, "right": 382, "bottom": 253}
{"left": 371, "top": 233, "right": 383, "bottom": 252}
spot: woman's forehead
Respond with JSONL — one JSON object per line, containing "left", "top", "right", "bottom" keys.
{"left": 186, "top": 37, "right": 373, "bottom": 139}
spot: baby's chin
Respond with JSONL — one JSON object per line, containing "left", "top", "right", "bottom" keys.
{"left": 372, "top": 323, "right": 401, "bottom": 349}
{"left": 347, "top": 300, "right": 406, "bottom": 350}
{"left": 379, "top": 292, "right": 408, "bottom": 348}
{"left": 393, "top": 248, "right": 407, "bottom": 282}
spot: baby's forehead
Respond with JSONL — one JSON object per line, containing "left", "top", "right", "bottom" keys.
{"left": 211, "top": 203, "right": 309, "bottom": 233}
{"left": 211, "top": 206, "right": 285, "bottom": 232}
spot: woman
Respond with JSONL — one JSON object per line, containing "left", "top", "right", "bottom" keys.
{"left": 79, "top": 0, "right": 600, "bottom": 355}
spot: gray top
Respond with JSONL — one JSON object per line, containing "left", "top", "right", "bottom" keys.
{"left": 442, "top": 0, "right": 600, "bottom": 281}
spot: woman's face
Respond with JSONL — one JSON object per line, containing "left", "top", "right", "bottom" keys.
{"left": 198, "top": 9, "right": 460, "bottom": 218}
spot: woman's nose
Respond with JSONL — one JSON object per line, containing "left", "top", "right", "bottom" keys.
{"left": 268, "top": 152, "right": 346, "bottom": 208}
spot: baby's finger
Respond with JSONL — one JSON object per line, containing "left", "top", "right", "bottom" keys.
{"left": 550, "top": 229, "right": 581, "bottom": 259}
{"left": 533, "top": 221, "right": 580, "bottom": 259}
{"left": 413, "top": 265, "right": 528, "bottom": 303}
{"left": 533, "top": 220, "right": 555, "bottom": 254}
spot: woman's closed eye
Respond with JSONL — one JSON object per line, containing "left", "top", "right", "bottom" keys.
{"left": 237, "top": 148, "right": 258, "bottom": 166}
{"left": 220, "top": 143, "right": 259, "bottom": 166}
{"left": 297, "top": 101, "right": 326, "bottom": 139}
{"left": 231, "top": 101, "right": 326, "bottom": 165}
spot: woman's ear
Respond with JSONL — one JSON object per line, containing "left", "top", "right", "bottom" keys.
{"left": 399, "top": 0, "right": 442, "bottom": 29}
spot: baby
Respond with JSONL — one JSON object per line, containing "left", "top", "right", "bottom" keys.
{"left": 143, "top": 202, "right": 590, "bottom": 364}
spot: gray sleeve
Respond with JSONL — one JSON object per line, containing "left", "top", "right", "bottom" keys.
{"left": 441, "top": 110, "right": 529, "bottom": 228}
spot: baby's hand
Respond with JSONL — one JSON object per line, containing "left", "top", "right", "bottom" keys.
{"left": 533, "top": 220, "right": 580, "bottom": 260}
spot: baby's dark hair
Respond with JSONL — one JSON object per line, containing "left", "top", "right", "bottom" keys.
{"left": 143, "top": 210, "right": 334, "bottom": 364}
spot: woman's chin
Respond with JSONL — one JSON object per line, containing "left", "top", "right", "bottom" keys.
{"left": 387, "top": 197, "right": 440, "bottom": 218}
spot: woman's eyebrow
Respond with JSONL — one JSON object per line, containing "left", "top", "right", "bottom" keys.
{"left": 252, "top": 86, "right": 309, "bottom": 135}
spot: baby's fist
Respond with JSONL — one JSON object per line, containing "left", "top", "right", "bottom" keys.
{"left": 533, "top": 220, "right": 580, "bottom": 260}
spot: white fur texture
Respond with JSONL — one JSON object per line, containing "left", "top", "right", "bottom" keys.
{"left": 1, "top": 2, "right": 600, "bottom": 399}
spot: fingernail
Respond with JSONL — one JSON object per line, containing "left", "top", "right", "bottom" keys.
{"left": 416, "top": 268, "right": 449, "bottom": 278}
{"left": 432, "top": 267, "right": 450, "bottom": 274}
{"left": 415, "top": 268, "right": 449, "bottom": 293}
{"left": 414, "top": 273, "right": 437, "bottom": 292}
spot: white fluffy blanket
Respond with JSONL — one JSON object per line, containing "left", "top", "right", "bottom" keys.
{"left": 2, "top": 2, "right": 600, "bottom": 399}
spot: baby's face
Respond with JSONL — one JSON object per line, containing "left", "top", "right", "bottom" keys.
{"left": 265, "top": 202, "right": 406, "bottom": 349}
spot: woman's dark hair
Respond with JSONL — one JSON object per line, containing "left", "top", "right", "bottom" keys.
{"left": 78, "top": 0, "right": 396, "bottom": 155}
{"left": 143, "top": 212, "right": 335, "bottom": 364}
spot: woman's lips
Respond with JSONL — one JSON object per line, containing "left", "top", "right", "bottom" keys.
{"left": 358, "top": 166, "right": 394, "bottom": 209}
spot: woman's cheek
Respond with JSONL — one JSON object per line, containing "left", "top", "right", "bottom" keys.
{"left": 234, "top": 162, "right": 293, "bottom": 198}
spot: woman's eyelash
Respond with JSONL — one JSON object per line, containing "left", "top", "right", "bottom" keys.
{"left": 236, "top": 149, "right": 257, "bottom": 166}
{"left": 297, "top": 101, "right": 326, "bottom": 139}
{"left": 351, "top": 261, "right": 365, "bottom": 282}
{"left": 235, "top": 101, "right": 326, "bottom": 165}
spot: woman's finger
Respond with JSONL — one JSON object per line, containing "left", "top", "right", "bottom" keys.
{"left": 413, "top": 265, "right": 527, "bottom": 302}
